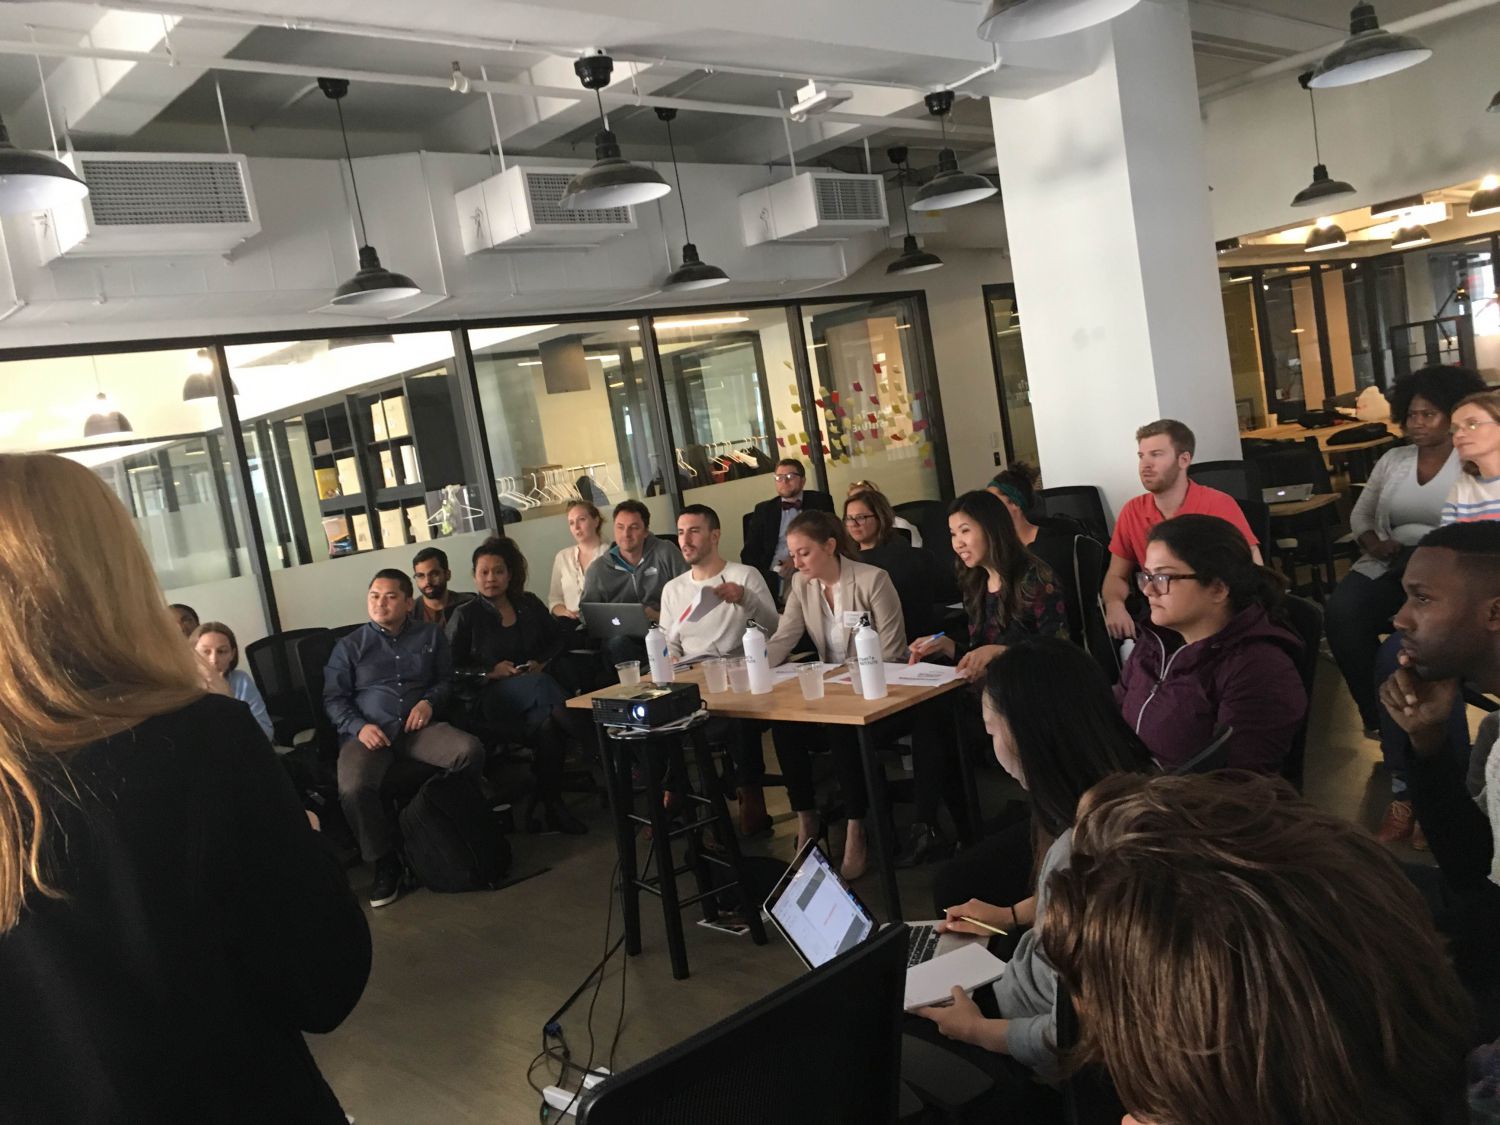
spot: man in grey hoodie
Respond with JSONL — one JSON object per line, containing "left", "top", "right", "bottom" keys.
{"left": 580, "top": 498, "right": 686, "bottom": 667}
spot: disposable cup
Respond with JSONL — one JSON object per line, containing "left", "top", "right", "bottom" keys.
{"left": 797, "top": 662, "right": 826, "bottom": 701}
{"left": 615, "top": 661, "right": 641, "bottom": 686}
{"left": 704, "top": 658, "right": 729, "bottom": 694}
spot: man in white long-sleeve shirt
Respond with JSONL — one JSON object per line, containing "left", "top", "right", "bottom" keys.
{"left": 659, "top": 504, "right": 779, "bottom": 834}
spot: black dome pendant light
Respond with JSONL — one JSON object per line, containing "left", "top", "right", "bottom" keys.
{"left": 1291, "top": 71, "right": 1356, "bottom": 209}
{"left": 656, "top": 108, "right": 729, "bottom": 291}
{"left": 887, "top": 147, "right": 943, "bottom": 276}
{"left": 978, "top": 0, "right": 1142, "bottom": 42}
{"left": 182, "top": 347, "right": 240, "bottom": 401}
{"left": 1309, "top": 3, "right": 1432, "bottom": 89}
{"left": 561, "top": 53, "right": 671, "bottom": 211}
{"left": 83, "top": 357, "right": 132, "bottom": 437}
{"left": 912, "top": 91, "right": 998, "bottom": 212}
{"left": 319, "top": 78, "right": 421, "bottom": 307}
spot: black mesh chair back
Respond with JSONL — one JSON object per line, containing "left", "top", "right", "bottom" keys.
{"left": 1188, "top": 459, "right": 1262, "bottom": 501}
{"left": 330, "top": 622, "right": 363, "bottom": 640}
{"left": 244, "top": 628, "right": 330, "bottom": 746}
{"left": 293, "top": 630, "right": 342, "bottom": 760}
{"left": 893, "top": 499, "right": 954, "bottom": 571}
{"left": 1072, "top": 534, "right": 1121, "bottom": 683}
{"left": 1235, "top": 498, "right": 1272, "bottom": 554}
{"left": 577, "top": 923, "right": 907, "bottom": 1123}
{"left": 1279, "top": 595, "right": 1324, "bottom": 789}
{"left": 1037, "top": 486, "right": 1110, "bottom": 544}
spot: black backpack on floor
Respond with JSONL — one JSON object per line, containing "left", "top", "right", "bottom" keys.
{"left": 398, "top": 773, "right": 512, "bottom": 892}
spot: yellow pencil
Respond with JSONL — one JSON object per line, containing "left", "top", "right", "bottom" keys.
{"left": 959, "top": 915, "right": 1008, "bottom": 937}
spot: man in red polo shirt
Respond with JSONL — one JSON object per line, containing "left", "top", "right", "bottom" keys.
{"left": 1103, "top": 419, "right": 1262, "bottom": 639}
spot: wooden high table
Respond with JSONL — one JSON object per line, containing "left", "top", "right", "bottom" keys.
{"left": 568, "top": 664, "right": 973, "bottom": 921}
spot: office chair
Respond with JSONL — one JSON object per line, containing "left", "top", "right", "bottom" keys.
{"left": 1071, "top": 535, "right": 1121, "bottom": 684}
{"left": 1235, "top": 497, "right": 1272, "bottom": 557}
{"left": 1188, "top": 459, "right": 1262, "bottom": 501}
{"left": 577, "top": 923, "right": 910, "bottom": 1123}
{"left": 1279, "top": 595, "right": 1324, "bottom": 790}
{"left": 245, "top": 628, "right": 330, "bottom": 747}
{"left": 1036, "top": 486, "right": 1110, "bottom": 544}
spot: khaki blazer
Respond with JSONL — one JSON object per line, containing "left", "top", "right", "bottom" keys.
{"left": 767, "top": 556, "right": 908, "bottom": 666}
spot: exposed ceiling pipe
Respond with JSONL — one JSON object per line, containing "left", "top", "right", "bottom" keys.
{"left": 96, "top": 0, "right": 951, "bottom": 96}
{"left": 0, "top": 37, "right": 993, "bottom": 141}
{"left": 1199, "top": 0, "right": 1500, "bottom": 101}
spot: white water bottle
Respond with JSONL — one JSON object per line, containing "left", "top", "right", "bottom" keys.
{"left": 645, "top": 624, "right": 674, "bottom": 683}
{"left": 743, "top": 624, "right": 774, "bottom": 695}
{"left": 854, "top": 616, "right": 888, "bottom": 700}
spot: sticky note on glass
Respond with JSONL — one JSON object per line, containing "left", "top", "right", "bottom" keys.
{"left": 923, "top": 458, "right": 934, "bottom": 468}
{"left": 892, "top": 432, "right": 905, "bottom": 442}
{"left": 814, "top": 398, "right": 825, "bottom": 408}
{"left": 776, "top": 436, "right": 786, "bottom": 447}
{"left": 853, "top": 430, "right": 866, "bottom": 441}
{"left": 800, "top": 443, "right": 810, "bottom": 455}
{"left": 852, "top": 381, "right": 863, "bottom": 392}
{"left": 870, "top": 394, "right": 880, "bottom": 405}
{"left": 835, "top": 406, "right": 846, "bottom": 417}
{"left": 913, "top": 419, "right": 929, "bottom": 432}
{"left": 830, "top": 392, "right": 840, "bottom": 403}
{"left": 867, "top": 412, "right": 877, "bottom": 423}
{"left": 791, "top": 402, "right": 801, "bottom": 413}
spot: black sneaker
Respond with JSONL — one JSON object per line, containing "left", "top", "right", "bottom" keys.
{"left": 368, "top": 855, "right": 403, "bottom": 908}
{"left": 894, "top": 822, "right": 950, "bottom": 869}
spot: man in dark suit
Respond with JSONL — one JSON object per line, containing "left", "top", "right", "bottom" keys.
{"left": 740, "top": 457, "right": 834, "bottom": 596}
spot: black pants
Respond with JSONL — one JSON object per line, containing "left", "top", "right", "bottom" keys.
{"left": 1325, "top": 567, "right": 1405, "bottom": 731}
{"left": 931, "top": 819, "right": 1035, "bottom": 916}
{"left": 772, "top": 723, "right": 867, "bottom": 819}
{"left": 713, "top": 718, "right": 766, "bottom": 787}
{"left": 910, "top": 696, "right": 978, "bottom": 842}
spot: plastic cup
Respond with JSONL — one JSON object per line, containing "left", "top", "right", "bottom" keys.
{"left": 615, "top": 661, "right": 641, "bottom": 686}
{"left": 846, "top": 658, "right": 864, "bottom": 697}
{"left": 727, "top": 658, "right": 751, "bottom": 693}
{"left": 703, "top": 657, "right": 729, "bottom": 694}
{"left": 796, "top": 662, "right": 826, "bottom": 701}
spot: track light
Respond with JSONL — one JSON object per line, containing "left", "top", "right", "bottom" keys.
{"left": 977, "top": 0, "right": 1142, "bottom": 42}
{"left": 449, "top": 62, "right": 470, "bottom": 95}
{"left": 1304, "top": 217, "right": 1349, "bottom": 253}
{"left": 319, "top": 78, "right": 421, "bottom": 306}
{"left": 656, "top": 108, "right": 729, "bottom": 291}
{"left": 911, "top": 91, "right": 997, "bottom": 212}
{"left": 886, "top": 146, "right": 943, "bottom": 276}
{"left": 0, "top": 115, "right": 88, "bottom": 215}
{"left": 1291, "top": 73, "right": 1355, "bottom": 208}
{"left": 1309, "top": 4, "right": 1431, "bottom": 88}
{"left": 561, "top": 54, "right": 670, "bottom": 211}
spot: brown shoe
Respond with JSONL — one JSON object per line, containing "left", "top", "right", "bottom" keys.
{"left": 1411, "top": 819, "right": 1429, "bottom": 851}
{"left": 1377, "top": 799, "right": 1414, "bottom": 844}
{"left": 737, "top": 786, "right": 772, "bottom": 837}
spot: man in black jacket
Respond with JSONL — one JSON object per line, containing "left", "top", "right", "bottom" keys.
{"left": 740, "top": 457, "right": 834, "bottom": 596}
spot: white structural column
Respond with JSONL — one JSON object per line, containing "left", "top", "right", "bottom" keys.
{"left": 989, "top": 0, "right": 1237, "bottom": 517}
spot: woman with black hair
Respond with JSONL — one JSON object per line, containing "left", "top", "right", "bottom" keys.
{"left": 988, "top": 462, "right": 1088, "bottom": 639}
{"left": 1326, "top": 364, "right": 1486, "bottom": 740}
{"left": 912, "top": 638, "right": 1152, "bottom": 1117}
{"left": 1115, "top": 513, "right": 1306, "bottom": 773}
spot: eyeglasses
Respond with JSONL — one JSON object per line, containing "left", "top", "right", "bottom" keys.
{"left": 1451, "top": 418, "right": 1500, "bottom": 435}
{"left": 844, "top": 513, "right": 877, "bottom": 525}
{"left": 773, "top": 472, "right": 803, "bottom": 482}
{"left": 1135, "top": 570, "right": 1201, "bottom": 594}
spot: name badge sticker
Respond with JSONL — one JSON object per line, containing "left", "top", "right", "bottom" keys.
{"left": 842, "top": 611, "right": 864, "bottom": 629}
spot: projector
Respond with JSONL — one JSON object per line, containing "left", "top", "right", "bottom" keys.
{"left": 591, "top": 681, "right": 703, "bottom": 728}
{"left": 789, "top": 80, "right": 853, "bottom": 121}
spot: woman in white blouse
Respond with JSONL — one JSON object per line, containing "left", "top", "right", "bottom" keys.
{"left": 767, "top": 510, "right": 906, "bottom": 880}
{"left": 549, "top": 500, "right": 607, "bottom": 619}
{"left": 1324, "top": 366, "right": 1483, "bottom": 772}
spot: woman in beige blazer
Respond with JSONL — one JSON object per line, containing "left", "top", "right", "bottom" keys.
{"left": 766, "top": 511, "right": 906, "bottom": 879}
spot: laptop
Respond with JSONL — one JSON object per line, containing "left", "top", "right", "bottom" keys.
{"left": 764, "top": 839, "right": 1006, "bottom": 1011}
{"left": 579, "top": 601, "right": 653, "bottom": 641}
{"left": 1262, "top": 483, "right": 1314, "bottom": 504}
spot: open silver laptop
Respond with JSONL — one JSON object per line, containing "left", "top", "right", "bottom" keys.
{"left": 579, "top": 601, "right": 652, "bottom": 641}
{"left": 1262, "top": 483, "right": 1314, "bottom": 504}
{"left": 763, "top": 840, "right": 1004, "bottom": 1010}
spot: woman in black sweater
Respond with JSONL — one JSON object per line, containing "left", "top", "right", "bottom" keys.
{"left": 0, "top": 453, "right": 369, "bottom": 1123}
{"left": 844, "top": 487, "right": 953, "bottom": 641}
{"left": 449, "top": 537, "right": 586, "bottom": 834}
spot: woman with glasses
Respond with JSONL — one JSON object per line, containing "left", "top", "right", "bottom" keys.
{"left": 847, "top": 479, "right": 922, "bottom": 546}
{"left": 1115, "top": 513, "right": 1306, "bottom": 773}
{"left": 1442, "top": 390, "right": 1500, "bottom": 523}
{"left": 843, "top": 488, "right": 950, "bottom": 641}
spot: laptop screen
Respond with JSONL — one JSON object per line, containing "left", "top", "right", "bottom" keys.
{"left": 765, "top": 841, "right": 876, "bottom": 969}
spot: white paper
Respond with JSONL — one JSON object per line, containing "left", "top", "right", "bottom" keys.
{"left": 904, "top": 944, "right": 1007, "bottom": 1012}
{"left": 771, "top": 661, "right": 836, "bottom": 680}
{"left": 831, "top": 662, "right": 959, "bottom": 686}
{"left": 668, "top": 584, "right": 725, "bottom": 642}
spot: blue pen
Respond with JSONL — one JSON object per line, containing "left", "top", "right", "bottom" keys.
{"left": 919, "top": 631, "right": 946, "bottom": 652}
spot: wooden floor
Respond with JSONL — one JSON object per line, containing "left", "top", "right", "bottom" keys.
{"left": 310, "top": 652, "right": 1438, "bottom": 1125}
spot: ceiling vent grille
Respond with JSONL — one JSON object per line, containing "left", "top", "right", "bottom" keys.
{"left": 740, "top": 171, "right": 890, "bottom": 245}
{"left": 456, "top": 165, "right": 638, "bottom": 252}
{"left": 33, "top": 152, "right": 260, "bottom": 262}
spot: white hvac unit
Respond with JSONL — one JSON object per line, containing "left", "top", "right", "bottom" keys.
{"left": 33, "top": 152, "right": 259, "bottom": 262}
{"left": 455, "top": 165, "right": 637, "bottom": 252}
{"left": 739, "top": 171, "right": 888, "bottom": 245}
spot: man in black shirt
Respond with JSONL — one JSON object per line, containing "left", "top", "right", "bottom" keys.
{"left": 741, "top": 458, "right": 834, "bottom": 596}
{"left": 325, "top": 569, "right": 483, "bottom": 908}
{"left": 411, "top": 546, "right": 475, "bottom": 630}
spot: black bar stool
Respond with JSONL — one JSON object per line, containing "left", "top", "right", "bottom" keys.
{"left": 595, "top": 710, "right": 768, "bottom": 980}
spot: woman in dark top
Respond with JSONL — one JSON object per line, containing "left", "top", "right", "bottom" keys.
{"left": 0, "top": 453, "right": 368, "bottom": 1123}
{"left": 449, "top": 536, "right": 586, "bottom": 834}
{"left": 988, "top": 462, "right": 1086, "bottom": 639}
{"left": 844, "top": 487, "right": 948, "bottom": 641}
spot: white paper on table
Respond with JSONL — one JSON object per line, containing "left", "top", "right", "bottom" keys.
{"left": 771, "top": 661, "right": 836, "bottom": 680}
{"left": 673, "top": 653, "right": 713, "bottom": 671}
{"left": 827, "top": 662, "right": 958, "bottom": 686}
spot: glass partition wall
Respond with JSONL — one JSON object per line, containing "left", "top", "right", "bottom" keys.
{"left": 0, "top": 295, "right": 954, "bottom": 635}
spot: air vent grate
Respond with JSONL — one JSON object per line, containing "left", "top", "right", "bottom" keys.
{"left": 813, "top": 176, "right": 886, "bottom": 222}
{"left": 524, "top": 171, "right": 631, "bottom": 225}
{"left": 79, "top": 158, "right": 251, "bottom": 226}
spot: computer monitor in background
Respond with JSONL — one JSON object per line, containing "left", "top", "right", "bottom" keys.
{"left": 576, "top": 922, "right": 908, "bottom": 1124}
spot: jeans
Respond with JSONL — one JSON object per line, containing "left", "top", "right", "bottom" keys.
{"left": 337, "top": 721, "right": 484, "bottom": 862}
{"left": 1325, "top": 568, "right": 1406, "bottom": 730}
{"left": 772, "top": 723, "right": 867, "bottom": 820}
{"left": 1374, "top": 632, "right": 1470, "bottom": 794}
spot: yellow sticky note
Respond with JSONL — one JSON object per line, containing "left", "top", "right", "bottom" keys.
{"left": 790, "top": 403, "right": 801, "bottom": 413}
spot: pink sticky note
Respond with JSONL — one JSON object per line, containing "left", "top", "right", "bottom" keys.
{"left": 922, "top": 458, "right": 934, "bottom": 468}
{"left": 830, "top": 391, "right": 840, "bottom": 403}
{"left": 814, "top": 398, "right": 825, "bottom": 408}
{"left": 853, "top": 429, "right": 866, "bottom": 441}
{"left": 871, "top": 427, "right": 881, "bottom": 438}
{"left": 776, "top": 436, "right": 786, "bottom": 447}
{"left": 913, "top": 419, "right": 929, "bottom": 432}
{"left": 867, "top": 412, "right": 877, "bottom": 423}
{"left": 835, "top": 406, "right": 846, "bottom": 417}
{"left": 870, "top": 394, "right": 880, "bottom": 405}
{"left": 800, "top": 443, "right": 810, "bottom": 455}
{"left": 852, "top": 382, "right": 863, "bottom": 392}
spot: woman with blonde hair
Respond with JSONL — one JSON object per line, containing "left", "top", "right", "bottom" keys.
{"left": 0, "top": 454, "right": 368, "bottom": 1122}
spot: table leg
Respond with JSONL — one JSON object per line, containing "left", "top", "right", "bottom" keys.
{"left": 642, "top": 739, "right": 691, "bottom": 981}
{"left": 599, "top": 723, "right": 642, "bottom": 957}
{"left": 857, "top": 726, "right": 902, "bottom": 921}
{"left": 1318, "top": 509, "right": 1337, "bottom": 598}
{"left": 688, "top": 728, "right": 768, "bottom": 947}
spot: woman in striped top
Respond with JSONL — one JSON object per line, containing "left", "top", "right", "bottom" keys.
{"left": 1442, "top": 392, "right": 1500, "bottom": 524}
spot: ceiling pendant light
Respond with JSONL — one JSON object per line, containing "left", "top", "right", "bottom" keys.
{"left": 182, "top": 347, "right": 240, "bottom": 401}
{"left": 911, "top": 91, "right": 998, "bottom": 212}
{"left": 1469, "top": 175, "right": 1500, "bottom": 218}
{"left": 318, "top": 78, "right": 420, "bottom": 307}
{"left": 1309, "top": 4, "right": 1431, "bottom": 88}
{"left": 1390, "top": 221, "right": 1431, "bottom": 250}
{"left": 978, "top": 0, "right": 1142, "bottom": 42}
{"left": 886, "top": 147, "right": 943, "bottom": 276}
{"left": 655, "top": 108, "right": 729, "bottom": 292}
{"left": 1304, "top": 217, "right": 1349, "bottom": 254}
{"left": 84, "top": 358, "right": 132, "bottom": 437}
{"left": 1291, "top": 73, "right": 1356, "bottom": 208}
{"left": 0, "top": 115, "right": 88, "bottom": 215}
{"left": 561, "top": 53, "right": 671, "bottom": 211}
